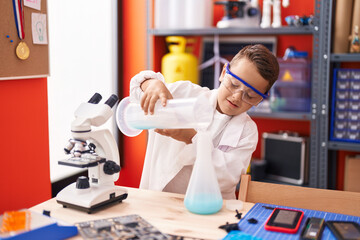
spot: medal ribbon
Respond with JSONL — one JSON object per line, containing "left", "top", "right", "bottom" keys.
{"left": 12, "top": 0, "right": 25, "bottom": 40}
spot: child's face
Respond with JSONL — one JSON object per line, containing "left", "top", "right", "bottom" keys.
{"left": 216, "top": 58, "right": 269, "bottom": 116}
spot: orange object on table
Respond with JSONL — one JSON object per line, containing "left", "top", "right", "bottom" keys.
{"left": 0, "top": 210, "right": 31, "bottom": 233}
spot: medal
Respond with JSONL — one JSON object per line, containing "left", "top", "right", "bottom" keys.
{"left": 16, "top": 41, "right": 30, "bottom": 60}
{"left": 13, "top": 0, "right": 30, "bottom": 60}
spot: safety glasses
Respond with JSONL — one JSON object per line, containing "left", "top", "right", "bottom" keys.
{"left": 224, "top": 64, "right": 268, "bottom": 106}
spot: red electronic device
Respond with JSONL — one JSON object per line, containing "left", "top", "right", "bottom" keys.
{"left": 264, "top": 208, "right": 304, "bottom": 234}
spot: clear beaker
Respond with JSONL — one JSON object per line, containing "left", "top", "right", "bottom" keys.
{"left": 184, "top": 131, "right": 223, "bottom": 215}
{"left": 116, "top": 95, "right": 213, "bottom": 137}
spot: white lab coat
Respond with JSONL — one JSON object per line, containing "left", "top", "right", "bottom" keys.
{"left": 129, "top": 71, "right": 258, "bottom": 199}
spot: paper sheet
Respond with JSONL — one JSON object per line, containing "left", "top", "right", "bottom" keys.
{"left": 31, "top": 13, "right": 48, "bottom": 45}
{"left": 24, "top": 0, "right": 41, "bottom": 11}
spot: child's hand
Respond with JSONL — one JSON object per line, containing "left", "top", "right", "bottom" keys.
{"left": 154, "top": 129, "right": 197, "bottom": 144}
{"left": 140, "top": 79, "right": 173, "bottom": 115}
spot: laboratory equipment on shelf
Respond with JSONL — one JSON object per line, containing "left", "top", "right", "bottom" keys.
{"left": 261, "top": 0, "right": 289, "bottom": 28}
{"left": 215, "top": 0, "right": 260, "bottom": 28}
{"left": 56, "top": 93, "right": 128, "bottom": 214}
{"left": 270, "top": 47, "right": 311, "bottom": 112}
{"left": 161, "top": 36, "right": 199, "bottom": 84}
{"left": 198, "top": 34, "right": 229, "bottom": 89}
{"left": 285, "top": 15, "right": 314, "bottom": 27}
{"left": 116, "top": 95, "right": 213, "bottom": 137}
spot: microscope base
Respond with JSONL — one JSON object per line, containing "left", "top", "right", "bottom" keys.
{"left": 56, "top": 183, "right": 128, "bottom": 214}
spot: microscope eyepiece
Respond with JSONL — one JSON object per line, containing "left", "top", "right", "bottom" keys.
{"left": 105, "top": 94, "right": 119, "bottom": 108}
{"left": 88, "top": 93, "right": 102, "bottom": 104}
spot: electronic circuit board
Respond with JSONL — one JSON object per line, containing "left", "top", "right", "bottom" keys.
{"left": 76, "top": 214, "right": 170, "bottom": 239}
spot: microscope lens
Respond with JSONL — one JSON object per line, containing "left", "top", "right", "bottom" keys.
{"left": 88, "top": 93, "right": 102, "bottom": 104}
{"left": 105, "top": 94, "right": 119, "bottom": 108}
{"left": 64, "top": 141, "right": 74, "bottom": 153}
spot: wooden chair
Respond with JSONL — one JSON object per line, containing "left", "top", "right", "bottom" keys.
{"left": 238, "top": 174, "right": 360, "bottom": 217}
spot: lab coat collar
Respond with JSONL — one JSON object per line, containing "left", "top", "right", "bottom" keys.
{"left": 209, "top": 89, "right": 249, "bottom": 148}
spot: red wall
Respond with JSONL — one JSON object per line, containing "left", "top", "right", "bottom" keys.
{"left": 119, "top": 0, "right": 315, "bottom": 188}
{"left": 116, "top": 1, "right": 148, "bottom": 188}
{"left": 0, "top": 78, "right": 51, "bottom": 214}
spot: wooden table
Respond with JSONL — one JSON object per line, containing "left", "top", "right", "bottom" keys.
{"left": 30, "top": 187, "right": 254, "bottom": 239}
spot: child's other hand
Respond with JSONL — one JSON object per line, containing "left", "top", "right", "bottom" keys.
{"left": 154, "top": 129, "right": 197, "bottom": 144}
{"left": 140, "top": 79, "right": 173, "bottom": 115}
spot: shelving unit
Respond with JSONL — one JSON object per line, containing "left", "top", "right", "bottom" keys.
{"left": 146, "top": 0, "right": 358, "bottom": 189}
{"left": 331, "top": 54, "right": 360, "bottom": 62}
{"left": 149, "top": 26, "right": 314, "bottom": 36}
{"left": 324, "top": 0, "right": 360, "bottom": 189}
{"left": 328, "top": 142, "right": 360, "bottom": 152}
{"left": 248, "top": 112, "right": 311, "bottom": 121}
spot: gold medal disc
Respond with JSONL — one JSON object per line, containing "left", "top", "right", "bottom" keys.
{"left": 16, "top": 41, "right": 30, "bottom": 60}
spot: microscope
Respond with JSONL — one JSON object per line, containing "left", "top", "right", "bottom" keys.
{"left": 56, "top": 93, "right": 128, "bottom": 213}
{"left": 215, "top": 0, "right": 260, "bottom": 28}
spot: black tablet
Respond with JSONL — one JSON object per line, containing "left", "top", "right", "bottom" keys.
{"left": 326, "top": 221, "right": 360, "bottom": 240}
{"left": 264, "top": 208, "right": 304, "bottom": 233}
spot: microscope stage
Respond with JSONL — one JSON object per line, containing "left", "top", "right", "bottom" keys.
{"left": 58, "top": 156, "right": 106, "bottom": 168}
